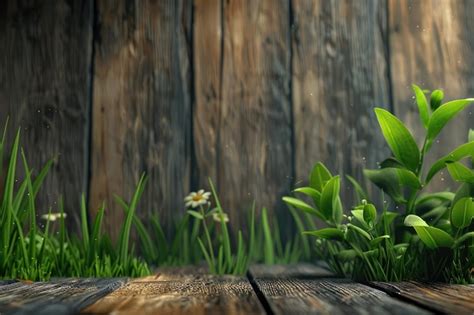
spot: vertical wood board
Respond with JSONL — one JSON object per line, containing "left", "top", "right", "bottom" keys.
{"left": 90, "top": 0, "right": 192, "bottom": 238}
{"left": 291, "top": 0, "right": 391, "bottom": 205}
{"left": 0, "top": 0, "right": 93, "bottom": 229}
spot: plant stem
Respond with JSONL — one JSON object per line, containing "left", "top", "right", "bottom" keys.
{"left": 200, "top": 206, "right": 216, "bottom": 269}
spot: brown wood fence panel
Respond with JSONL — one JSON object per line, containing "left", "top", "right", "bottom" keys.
{"left": 292, "top": 0, "right": 391, "bottom": 204}
{"left": 194, "top": 0, "right": 293, "bottom": 228}
{"left": 90, "top": 0, "right": 192, "bottom": 238}
{"left": 1, "top": 0, "right": 474, "bottom": 235}
{"left": 0, "top": 0, "right": 93, "bottom": 229}
{"left": 389, "top": 0, "right": 474, "bottom": 192}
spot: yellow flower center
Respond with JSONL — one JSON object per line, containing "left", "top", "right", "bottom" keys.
{"left": 192, "top": 194, "right": 203, "bottom": 202}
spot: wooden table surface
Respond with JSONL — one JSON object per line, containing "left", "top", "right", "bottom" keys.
{"left": 0, "top": 264, "right": 472, "bottom": 315}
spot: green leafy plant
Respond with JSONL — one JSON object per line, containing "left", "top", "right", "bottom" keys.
{"left": 284, "top": 85, "right": 474, "bottom": 283}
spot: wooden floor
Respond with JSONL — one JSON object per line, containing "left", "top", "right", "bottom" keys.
{"left": 0, "top": 264, "right": 472, "bottom": 315}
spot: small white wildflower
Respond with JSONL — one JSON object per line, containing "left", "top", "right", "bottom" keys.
{"left": 212, "top": 212, "right": 229, "bottom": 223}
{"left": 184, "top": 189, "right": 211, "bottom": 209}
{"left": 41, "top": 212, "right": 67, "bottom": 222}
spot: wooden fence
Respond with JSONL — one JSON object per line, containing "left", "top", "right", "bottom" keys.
{"left": 1, "top": 0, "right": 473, "bottom": 236}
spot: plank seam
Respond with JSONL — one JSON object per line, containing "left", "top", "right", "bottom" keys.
{"left": 384, "top": 0, "right": 395, "bottom": 114}
{"left": 85, "top": 0, "right": 97, "bottom": 217}
{"left": 362, "top": 281, "right": 443, "bottom": 315}
{"left": 189, "top": 0, "right": 197, "bottom": 193}
{"left": 246, "top": 271, "right": 275, "bottom": 315}
{"left": 288, "top": 0, "right": 296, "bottom": 190}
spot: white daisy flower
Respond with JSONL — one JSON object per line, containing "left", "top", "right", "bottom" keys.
{"left": 212, "top": 212, "right": 229, "bottom": 223}
{"left": 41, "top": 212, "right": 67, "bottom": 222}
{"left": 184, "top": 189, "right": 211, "bottom": 209}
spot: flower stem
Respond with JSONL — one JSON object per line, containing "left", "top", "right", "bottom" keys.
{"left": 200, "top": 206, "right": 216, "bottom": 270}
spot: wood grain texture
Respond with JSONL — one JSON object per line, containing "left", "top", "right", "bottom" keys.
{"left": 81, "top": 273, "right": 264, "bottom": 315}
{"left": 292, "top": 0, "right": 391, "bottom": 204}
{"left": 371, "top": 281, "right": 474, "bottom": 315}
{"left": 388, "top": 0, "right": 474, "bottom": 191}
{"left": 192, "top": 0, "right": 222, "bottom": 188}
{"left": 0, "top": 278, "right": 126, "bottom": 315}
{"left": 0, "top": 0, "right": 93, "bottom": 229}
{"left": 249, "top": 263, "right": 334, "bottom": 279}
{"left": 90, "top": 0, "right": 192, "bottom": 239}
{"left": 193, "top": 0, "right": 293, "bottom": 229}
{"left": 251, "top": 278, "right": 431, "bottom": 315}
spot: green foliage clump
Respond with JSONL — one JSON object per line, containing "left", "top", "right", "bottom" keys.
{"left": 0, "top": 123, "right": 150, "bottom": 280}
{"left": 284, "top": 85, "right": 474, "bottom": 283}
{"left": 0, "top": 120, "right": 310, "bottom": 280}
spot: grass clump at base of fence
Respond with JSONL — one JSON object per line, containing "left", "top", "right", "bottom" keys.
{"left": 0, "top": 123, "right": 150, "bottom": 280}
{"left": 284, "top": 85, "right": 474, "bottom": 283}
{"left": 0, "top": 121, "right": 311, "bottom": 280}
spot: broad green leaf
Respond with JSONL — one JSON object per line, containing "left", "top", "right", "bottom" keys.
{"left": 469, "top": 129, "right": 474, "bottom": 142}
{"left": 453, "top": 183, "right": 474, "bottom": 206}
{"left": 412, "top": 84, "right": 430, "bottom": 129}
{"left": 426, "top": 141, "right": 474, "bottom": 183}
{"left": 347, "top": 223, "right": 372, "bottom": 240}
{"left": 451, "top": 197, "right": 474, "bottom": 229}
{"left": 187, "top": 210, "right": 204, "bottom": 220}
{"left": 303, "top": 228, "right": 344, "bottom": 241}
{"left": 404, "top": 214, "right": 428, "bottom": 227}
{"left": 415, "top": 192, "right": 455, "bottom": 206}
{"left": 374, "top": 108, "right": 420, "bottom": 172}
{"left": 365, "top": 168, "right": 403, "bottom": 203}
{"left": 363, "top": 203, "right": 377, "bottom": 226}
{"left": 380, "top": 157, "right": 405, "bottom": 169}
{"left": 293, "top": 187, "right": 321, "bottom": 207}
{"left": 446, "top": 161, "right": 474, "bottom": 183}
{"left": 332, "top": 196, "right": 343, "bottom": 224}
{"left": 413, "top": 226, "right": 454, "bottom": 249}
{"left": 370, "top": 235, "right": 390, "bottom": 247}
{"left": 351, "top": 209, "right": 370, "bottom": 230}
{"left": 309, "top": 162, "right": 332, "bottom": 192}
{"left": 430, "top": 89, "right": 444, "bottom": 111}
{"left": 426, "top": 98, "right": 474, "bottom": 150}
{"left": 364, "top": 168, "right": 421, "bottom": 203}
{"left": 282, "top": 197, "right": 325, "bottom": 220}
{"left": 320, "top": 176, "right": 341, "bottom": 221}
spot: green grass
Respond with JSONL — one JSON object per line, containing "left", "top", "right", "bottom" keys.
{"left": 0, "top": 122, "right": 310, "bottom": 280}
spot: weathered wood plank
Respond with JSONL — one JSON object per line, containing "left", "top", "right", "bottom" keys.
{"left": 371, "top": 281, "right": 474, "bottom": 315}
{"left": 90, "top": 0, "right": 192, "bottom": 239}
{"left": 249, "top": 263, "right": 334, "bottom": 279}
{"left": 81, "top": 272, "right": 264, "bottom": 315}
{"left": 292, "top": 0, "right": 391, "bottom": 204}
{"left": 193, "top": 0, "right": 293, "bottom": 229}
{"left": 388, "top": 0, "right": 474, "bottom": 191}
{"left": 192, "top": 0, "right": 222, "bottom": 188}
{"left": 0, "top": 0, "right": 93, "bottom": 229}
{"left": 250, "top": 277, "right": 431, "bottom": 315}
{"left": 0, "top": 278, "right": 126, "bottom": 315}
